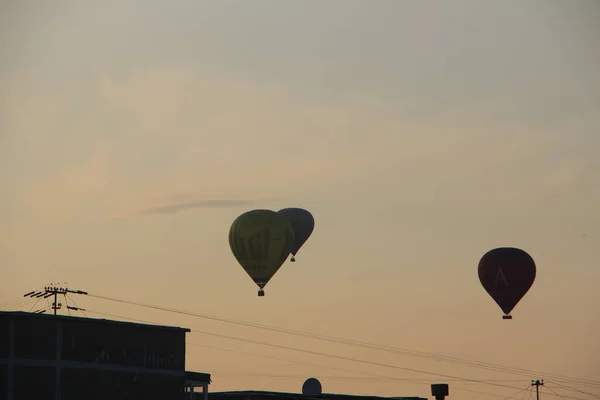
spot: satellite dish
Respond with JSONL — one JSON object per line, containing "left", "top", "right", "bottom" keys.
{"left": 302, "top": 377, "right": 322, "bottom": 396}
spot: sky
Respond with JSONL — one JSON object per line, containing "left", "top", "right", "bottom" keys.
{"left": 1, "top": 0, "right": 599, "bottom": 398}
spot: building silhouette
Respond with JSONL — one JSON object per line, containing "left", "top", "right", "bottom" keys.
{"left": 209, "top": 390, "right": 428, "bottom": 400}
{"left": 0, "top": 311, "right": 210, "bottom": 400}
{"left": 1, "top": 310, "right": 436, "bottom": 400}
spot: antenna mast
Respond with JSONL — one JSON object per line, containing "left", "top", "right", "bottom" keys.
{"left": 23, "top": 284, "right": 88, "bottom": 316}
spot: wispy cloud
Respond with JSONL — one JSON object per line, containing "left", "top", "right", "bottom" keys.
{"left": 4, "top": 64, "right": 598, "bottom": 226}
{"left": 139, "top": 198, "right": 283, "bottom": 215}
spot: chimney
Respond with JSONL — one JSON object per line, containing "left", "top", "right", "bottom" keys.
{"left": 431, "top": 383, "right": 449, "bottom": 400}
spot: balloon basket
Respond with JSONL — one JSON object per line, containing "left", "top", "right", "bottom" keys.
{"left": 502, "top": 314, "right": 512, "bottom": 320}
{"left": 258, "top": 289, "right": 265, "bottom": 297}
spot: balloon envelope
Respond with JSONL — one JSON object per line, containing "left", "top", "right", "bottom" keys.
{"left": 277, "top": 208, "right": 314, "bottom": 259}
{"left": 229, "top": 209, "right": 294, "bottom": 289}
{"left": 478, "top": 247, "right": 536, "bottom": 316}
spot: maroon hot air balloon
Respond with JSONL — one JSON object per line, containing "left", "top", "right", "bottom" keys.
{"left": 478, "top": 247, "right": 536, "bottom": 319}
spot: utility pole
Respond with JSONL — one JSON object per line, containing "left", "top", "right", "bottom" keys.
{"left": 23, "top": 284, "right": 88, "bottom": 316}
{"left": 532, "top": 379, "right": 544, "bottom": 400}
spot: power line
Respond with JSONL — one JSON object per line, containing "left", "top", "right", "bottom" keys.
{"left": 188, "top": 327, "right": 589, "bottom": 400}
{"left": 545, "top": 382, "right": 600, "bottom": 400}
{"left": 86, "top": 308, "right": 435, "bottom": 384}
{"left": 494, "top": 384, "right": 531, "bottom": 400}
{"left": 0, "top": 293, "right": 43, "bottom": 311}
{"left": 504, "top": 385, "right": 534, "bottom": 400}
{"left": 84, "top": 309, "right": 553, "bottom": 400}
{"left": 11, "top": 289, "right": 598, "bottom": 398}
{"left": 206, "top": 371, "right": 532, "bottom": 399}
{"left": 190, "top": 344, "right": 524, "bottom": 385}
{"left": 546, "top": 385, "right": 572, "bottom": 400}
{"left": 66, "top": 294, "right": 88, "bottom": 317}
{"left": 83, "top": 307, "right": 588, "bottom": 400}
{"left": 521, "top": 386, "right": 533, "bottom": 400}
{"left": 86, "top": 292, "right": 600, "bottom": 388}
{"left": 6, "top": 288, "right": 596, "bottom": 400}
{"left": 27, "top": 296, "right": 44, "bottom": 313}
{"left": 208, "top": 371, "right": 525, "bottom": 384}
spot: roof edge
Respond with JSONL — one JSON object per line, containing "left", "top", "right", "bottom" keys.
{"left": 210, "top": 391, "right": 427, "bottom": 400}
{"left": 0, "top": 311, "right": 191, "bottom": 333}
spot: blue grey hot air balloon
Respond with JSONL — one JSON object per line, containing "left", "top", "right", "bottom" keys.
{"left": 277, "top": 208, "right": 315, "bottom": 262}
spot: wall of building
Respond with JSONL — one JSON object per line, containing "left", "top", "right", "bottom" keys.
{"left": 0, "top": 312, "right": 189, "bottom": 400}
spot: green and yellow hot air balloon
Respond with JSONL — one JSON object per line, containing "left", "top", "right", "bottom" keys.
{"left": 228, "top": 209, "right": 294, "bottom": 296}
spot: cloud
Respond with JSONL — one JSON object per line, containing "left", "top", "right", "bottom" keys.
{"left": 139, "top": 198, "right": 283, "bottom": 215}
{"left": 2, "top": 64, "right": 598, "bottom": 226}
{"left": 3, "top": 65, "right": 406, "bottom": 224}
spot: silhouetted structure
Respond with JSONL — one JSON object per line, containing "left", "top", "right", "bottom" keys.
{"left": 209, "top": 391, "right": 427, "bottom": 400}
{"left": 207, "top": 372, "right": 426, "bottom": 400}
{"left": 302, "top": 377, "right": 322, "bottom": 396}
{"left": 0, "top": 311, "right": 210, "bottom": 400}
{"left": 431, "top": 383, "right": 449, "bottom": 400}
{"left": 532, "top": 379, "right": 544, "bottom": 400}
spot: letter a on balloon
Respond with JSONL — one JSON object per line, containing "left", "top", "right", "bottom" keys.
{"left": 494, "top": 268, "right": 508, "bottom": 286}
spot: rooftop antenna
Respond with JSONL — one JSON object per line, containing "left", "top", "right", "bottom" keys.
{"left": 23, "top": 284, "right": 88, "bottom": 316}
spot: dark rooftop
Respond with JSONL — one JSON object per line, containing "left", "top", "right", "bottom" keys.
{"left": 0, "top": 310, "right": 190, "bottom": 333}
{"left": 209, "top": 391, "right": 426, "bottom": 400}
{"left": 186, "top": 371, "right": 212, "bottom": 383}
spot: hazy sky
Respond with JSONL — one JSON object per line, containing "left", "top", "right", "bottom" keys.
{"left": 1, "top": 0, "right": 599, "bottom": 398}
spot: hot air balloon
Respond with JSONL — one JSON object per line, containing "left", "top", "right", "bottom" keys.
{"left": 478, "top": 247, "right": 536, "bottom": 319}
{"left": 277, "top": 208, "right": 314, "bottom": 262}
{"left": 228, "top": 209, "right": 294, "bottom": 296}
